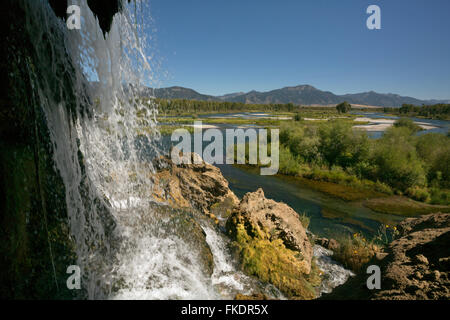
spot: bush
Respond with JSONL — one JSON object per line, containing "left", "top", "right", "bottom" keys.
{"left": 336, "top": 101, "right": 352, "bottom": 113}
{"left": 415, "top": 133, "right": 450, "bottom": 188}
{"left": 405, "top": 186, "right": 431, "bottom": 202}
{"left": 333, "top": 232, "right": 379, "bottom": 273}
{"left": 370, "top": 127, "right": 427, "bottom": 191}
{"left": 318, "top": 121, "right": 370, "bottom": 169}
{"left": 278, "top": 146, "right": 302, "bottom": 176}
{"left": 393, "top": 118, "right": 421, "bottom": 133}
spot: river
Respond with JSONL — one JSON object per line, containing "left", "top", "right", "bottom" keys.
{"left": 159, "top": 111, "right": 450, "bottom": 239}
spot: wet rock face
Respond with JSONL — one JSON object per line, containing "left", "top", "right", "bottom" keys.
{"left": 147, "top": 203, "right": 215, "bottom": 278}
{"left": 0, "top": 0, "right": 125, "bottom": 298}
{"left": 372, "top": 213, "right": 450, "bottom": 300}
{"left": 0, "top": 0, "right": 78, "bottom": 299}
{"left": 49, "top": 0, "right": 125, "bottom": 34}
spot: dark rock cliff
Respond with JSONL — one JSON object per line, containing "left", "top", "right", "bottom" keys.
{"left": 0, "top": 0, "right": 123, "bottom": 299}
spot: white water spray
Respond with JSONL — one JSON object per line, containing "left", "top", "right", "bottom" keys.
{"left": 24, "top": 0, "right": 260, "bottom": 299}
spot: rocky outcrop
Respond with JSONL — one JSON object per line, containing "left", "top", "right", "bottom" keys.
{"left": 228, "top": 188, "right": 313, "bottom": 272}
{"left": 226, "top": 188, "right": 319, "bottom": 299}
{"left": 371, "top": 213, "right": 450, "bottom": 300}
{"left": 151, "top": 154, "right": 239, "bottom": 221}
{"left": 322, "top": 213, "right": 450, "bottom": 300}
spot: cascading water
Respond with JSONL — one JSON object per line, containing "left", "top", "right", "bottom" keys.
{"left": 22, "top": 0, "right": 352, "bottom": 299}
{"left": 23, "top": 0, "right": 263, "bottom": 299}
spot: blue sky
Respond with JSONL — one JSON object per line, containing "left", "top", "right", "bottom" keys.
{"left": 148, "top": 0, "right": 450, "bottom": 100}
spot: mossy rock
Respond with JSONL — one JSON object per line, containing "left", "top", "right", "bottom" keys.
{"left": 227, "top": 221, "right": 320, "bottom": 299}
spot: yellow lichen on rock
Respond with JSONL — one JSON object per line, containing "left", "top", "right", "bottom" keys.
{"left": 226, "top": 188, "right": 320, "bottom": 299}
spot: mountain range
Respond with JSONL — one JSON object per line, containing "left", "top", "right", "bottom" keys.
{"left": 144, "top": 85, "right": 449, "bottom": 108}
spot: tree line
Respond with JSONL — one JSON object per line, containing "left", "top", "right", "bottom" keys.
{"left": 383, "top": 104, "right": 450, "bottom": 120}
{"left": 152, "top": 98, "right": 356, "bottom": 114}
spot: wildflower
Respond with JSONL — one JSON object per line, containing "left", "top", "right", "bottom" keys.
{"left": 385, "top": 225, "right": 389, "bottom": 228}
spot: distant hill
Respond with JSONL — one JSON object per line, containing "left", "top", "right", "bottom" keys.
{"left": 148, "top": 86, "right": 216, "bottom": 101}
{"left": 148, "top": 84, "right": 449, "bottom": 107}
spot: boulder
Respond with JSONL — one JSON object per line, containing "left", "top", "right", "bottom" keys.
{"left": 226, "top": 188, "right": 319, "bottom": 299}
{"left": 229, "top": 188, "right": 312, "bottom": 269}
{"left": 316, "top": 237, "right": 340, "bottom": 252}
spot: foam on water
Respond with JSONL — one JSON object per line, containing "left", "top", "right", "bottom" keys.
{"left": 314, "top": 245, "right": 355, "bottom": 295}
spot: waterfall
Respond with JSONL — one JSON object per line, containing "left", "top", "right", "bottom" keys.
{"left": 22, "top": 0, "right": 259, "bottom": 299}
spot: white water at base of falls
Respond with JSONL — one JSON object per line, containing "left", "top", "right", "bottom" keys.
{"left": 314, "top": 245, "right": 355, "bottom": 296}
{"left": 203, "top": 226, "right": 285, "bottom": 300}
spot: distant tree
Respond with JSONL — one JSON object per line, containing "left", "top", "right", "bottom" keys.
{"left": 336, "top": 101, "right": 352, "bottom": 113}
{"left": 286, "top": 103, "right": 294, "bottom": 112}
{"left": 393, "top": 118, "right": 421, "bottom": 133}
{"left": 294, "top": 113, "right": 302, "bottom": 121}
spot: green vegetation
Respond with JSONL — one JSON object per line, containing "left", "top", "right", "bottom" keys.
{"left": 245, "top": 119, "right": 449, "bottom": 206}
{"left": 393, "top": 117, "right": 422, "bottom": 132}
{"left": 152, "top": 97, "right": 364, "bottom": 116}
{"left": 333, "top": 225, "right": 400, "bottom": 273}
{"left": 364, "top": 196, "right": 450, "bottom": 216}
{"left": 147, "top": 98, "right": 449, "bottom": 209}
{"left": 298, "top": 212, "right": 311, "bottom": 229}
{"left": 336, "top": 101, "right": 352, "bottom": 113}
{"left": 333, "top": 232, "right": 379, "bottom": 273}
{"left": 384, "top": 103, "right": 450, "bottom": 120}
{"left": 155, "top": 97, "right": 299, "bottom": 114}
{"left": 227, "top": 218, "right": 320, "bottom": 299}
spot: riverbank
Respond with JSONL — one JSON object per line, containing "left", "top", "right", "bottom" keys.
{"left": 235, "top": 164, "right": 450, "bottom": 217}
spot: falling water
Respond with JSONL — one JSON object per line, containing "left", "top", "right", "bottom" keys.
{"left": 23, "top": 0, "right": 265, "bottom": 299}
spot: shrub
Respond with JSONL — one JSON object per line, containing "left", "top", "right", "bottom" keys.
{"left": 298, "top": 212, "right": 310, "bottom": 229}
{"left": 318, "top": 121, "right": 370, "bottom": 169}
{"left": 336, "top": 101, "right": 352, "bottom": 113}
{"left": 370, "top": 127, "right": 427, "bottom": 191}
{"left": 405, "top": 186, "right": 431, "bottom": 202}
{"left": 333, "top": 232, "right": 379, "bottom": 273}
{"left": 393, "top": 117, "right": 421, "bottom": 133}
{"left": 416, "top": 133, "right": 450, "bottom": 189}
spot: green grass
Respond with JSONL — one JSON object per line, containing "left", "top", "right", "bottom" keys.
{"left": 332, "top": 232, "right": 380, "bottom": 273}
{"left": 364, "top": 196, "right": 450, "bottom": 216}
